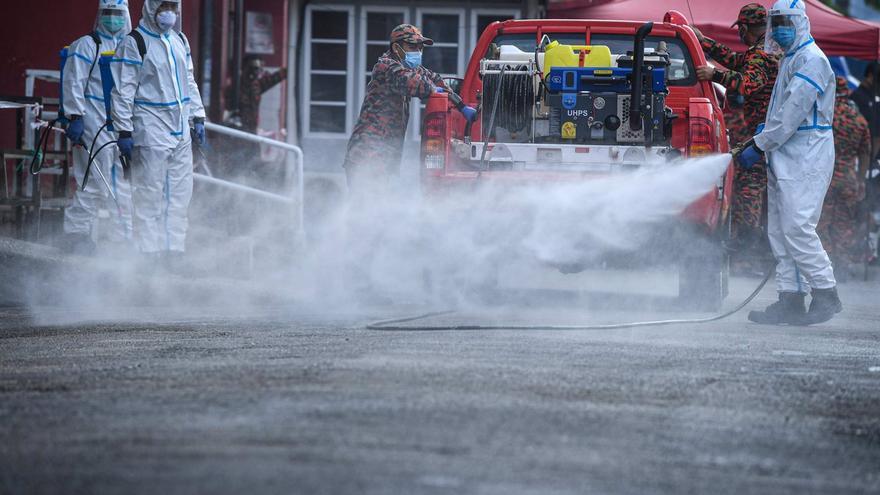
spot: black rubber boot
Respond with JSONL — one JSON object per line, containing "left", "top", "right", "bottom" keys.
{"left": 748, "top": 292, "right": 806, "bottom": 325}
{"left": 798, "top": 287, "right": 843, "bottom": 326}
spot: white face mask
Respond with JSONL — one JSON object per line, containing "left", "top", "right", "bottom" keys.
{"left": 156, "top": 10, "right": 178, "bottom": 32}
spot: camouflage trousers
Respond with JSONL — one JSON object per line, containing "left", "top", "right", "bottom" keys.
{"left": 728, "top": 160, "right": 771, "bottom": 273}
{"left": 818, "top": 182, "right": 864, "bottom": 264}
{"left": 731, "top": 160, "right": 767, "bottom": 237}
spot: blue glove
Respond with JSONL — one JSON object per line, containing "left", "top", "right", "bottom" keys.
{"left": 435, "top": 86, "right": 445, "bottom": 93}
{"left": 66, "top": 116, "right": 84, "bottom": 144}
{"left": 193, "top": 119, "right": 206, "bottom": 145}
{"left": 117, "top": 133, "right": 134, "bottom": 160}
{"left": 460, "top": 105, "right": 478, "bottom": 122}
{"left": 737, "top": 145, "right": 762, "bottom": 169}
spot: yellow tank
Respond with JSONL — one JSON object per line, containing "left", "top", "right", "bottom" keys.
{"left": 542, "top": 41, "right": 612, "bottom": 79}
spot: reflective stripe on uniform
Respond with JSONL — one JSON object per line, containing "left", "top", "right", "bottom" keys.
{"left": 785, "top": 38, "right": 814, "bottom": 57}
{"left": 110, "top": 58, "right": 143, "bottom": 66}
{"left": 139, "top": 23, "right": 161, "bottom": 38}
{"left": 134, "top": 97, "right": 191, "bottom": 107}
{"left": 72, "top": 52, "right": 95, "bottom": 64}
{"left": 794, "top": 72, "right": 824, "bottom": 95}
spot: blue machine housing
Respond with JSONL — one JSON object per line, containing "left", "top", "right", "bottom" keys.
{"left": 543, "top": 65, "right": 671, "bottom": 145}
{"left": 545, "top": 67, "right": 667, "bottom": 94}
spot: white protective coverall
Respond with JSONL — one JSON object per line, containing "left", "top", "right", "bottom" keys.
{"left": 754, "top": 0, "right": 836, "bottom": 293}
{"left": 110, "top": 0, "right": 206, "bottom": 253}
{"left": 62, "top": 0, "right": 133, "bottom": 241}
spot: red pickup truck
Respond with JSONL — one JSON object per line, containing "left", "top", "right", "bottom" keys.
{"left": 420, "top": 12, "right": 735, "bottom": 310}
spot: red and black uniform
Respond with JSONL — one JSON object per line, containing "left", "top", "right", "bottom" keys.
{"left": 818, "top": 79, "right": 871, "bottom": 264}
{"left": 701, "top": 32, "right": 779, "bottom": 247}
{"left": 702, "top": 33, "right": 777, "bottom": 135}
{"left": 343, "top": 52, "right": 445, "bottom": 177}
{"left": 724, "top": 106, "right": 750, "bottom": 154}
{"left": 239, "top": 68, "right": 287, "bottom": 132}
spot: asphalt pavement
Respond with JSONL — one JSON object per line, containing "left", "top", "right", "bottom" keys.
{"left": 1, "top": 270, "right": 879, "bottom": 494}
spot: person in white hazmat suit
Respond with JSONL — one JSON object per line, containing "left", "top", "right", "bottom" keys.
{"left": 736, "top": 0, "right": 842, "bottom": 325}
{"left": 111, "top": 0, "right": 206, "bottom": 268}
{"left": 62, "top": 0, "right": 134, "bottom": 255}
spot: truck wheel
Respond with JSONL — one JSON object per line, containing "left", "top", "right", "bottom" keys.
{"left": 678, "top": 249, "right": 729, "bottom": 312}
{"left": 678, "top": 215, "right": 731, "bottom": 312}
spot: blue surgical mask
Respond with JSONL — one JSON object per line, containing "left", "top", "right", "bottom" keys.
{"left": 403, "top": 51, "right": 422, "bottom": 69}
{"left": 772, "top": 26, "right": 796, "bottom": 49}
{"left": 156, "top": 10, "right": 178, "bottom": 32}
{"left": 100, "top": 15, "right": 126, "bottom": 33}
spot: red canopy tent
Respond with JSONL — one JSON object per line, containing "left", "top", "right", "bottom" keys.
{"left": 547, "top": 0, "right": 880, "bottom": 60}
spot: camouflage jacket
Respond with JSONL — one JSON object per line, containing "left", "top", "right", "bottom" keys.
{"left": 344, "top": 52, "right": 445, "bottom": 171}
{"left": 239, "top": 68, "right": 288, "bottom": 132}
{"left": 832, "top": 96, "right": 871, "bottom": 189}
{"left": 701, "top": 34, "right": 779, "bottom": 136}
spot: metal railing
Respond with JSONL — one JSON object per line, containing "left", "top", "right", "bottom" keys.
{"left": 199, "top": 122, "right": 304, "bottom": 238}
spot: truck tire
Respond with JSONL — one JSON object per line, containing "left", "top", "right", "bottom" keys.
{"left": 678, "top": 215, "right": 731, "bottom": 312}
{"left": 679, "top": 248, "right": 729, "bottom": 312}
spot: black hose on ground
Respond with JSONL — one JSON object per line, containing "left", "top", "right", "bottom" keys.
{"left": 366, "top": 267, "right": 773, "bottom": 331}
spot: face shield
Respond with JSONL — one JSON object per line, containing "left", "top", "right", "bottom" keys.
{"left": 100, "top": 9, "right": 126, "bottom": 33}
{"left": 94, "top": 0, "right": 131, "bottom": 37}
{"left": 764, "top": 1, "right": 811, "bottom": 55}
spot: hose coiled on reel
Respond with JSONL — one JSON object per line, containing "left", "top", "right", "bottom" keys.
{"left": 481, "top": 66, "right": 535, "bottom": 135}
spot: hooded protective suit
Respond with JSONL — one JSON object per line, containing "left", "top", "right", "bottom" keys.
{"left": 753, "top": 0, "right": 836, "bottom": 293}
{"left": 111, "top": 0, "right": 206, "bottom": 254}
{"left": 62, "top": 0, "right": 133, "bottom": 242}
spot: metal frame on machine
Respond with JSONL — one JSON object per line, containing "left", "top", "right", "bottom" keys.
{"left": 0, "top": 70, "right": 73, "bottom": 240}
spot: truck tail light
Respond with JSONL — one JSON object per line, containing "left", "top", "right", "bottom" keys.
{"left": 422, "top": 111, "right": 447, "bottom": 171}
{"left": 688, "top": 117, "right": 714, "bottom": 158}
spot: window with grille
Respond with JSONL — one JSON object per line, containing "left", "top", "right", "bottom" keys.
{"left": 362, "top": 8, "right": 408, "bottom": 95}
{"left": 304, "top": 5, "right": 354, "bottom": 135}
{"left": 471, "top": 9, "right": 520, "bottom": 51}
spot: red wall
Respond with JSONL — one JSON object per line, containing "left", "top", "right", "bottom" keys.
{"left": 244, "top": 0, "right": 288, "bottom": 68}
{"left": 0, "top": 1, "right": 201, "bottom": 148}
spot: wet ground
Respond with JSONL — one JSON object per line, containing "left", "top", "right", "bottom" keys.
{"left": 1, "top": 272, "right": 879, "bottom": 494}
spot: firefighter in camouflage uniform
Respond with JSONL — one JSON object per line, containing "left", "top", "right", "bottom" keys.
{"left": 817, "top": 77, "right": 872, "bottom": 278}
{"left": 343, "top": 24, "right": 476, "bottom": 302}
{"left": 237, "top": 55, "right": 288, "bottom": 133}
{"left": 693, "top": 4, "right": 779, "bottom": 270}
{"left": 343, "top": 24, "right": 476, "bottom": 189}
